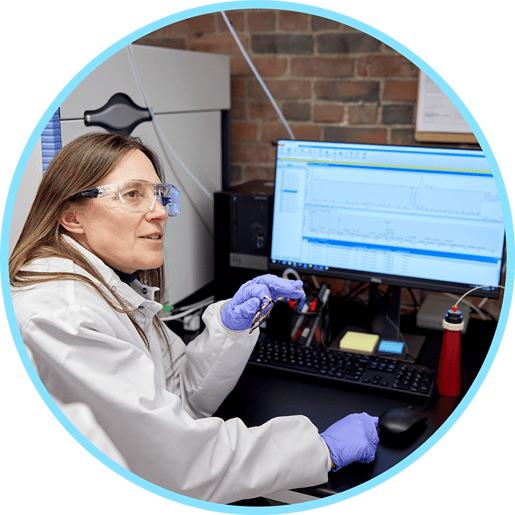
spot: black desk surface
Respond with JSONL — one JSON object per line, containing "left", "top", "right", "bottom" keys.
{"left": 213, "top": 310, "right": 497, "bottom": 499}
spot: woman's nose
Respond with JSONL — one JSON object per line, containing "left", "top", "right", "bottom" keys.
{"left": 148, "top": 198, "right": 169, "bottom": 221}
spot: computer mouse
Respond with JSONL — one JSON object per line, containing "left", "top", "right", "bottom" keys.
{"left": 378, "top": 406, "right": 428, "bottom": 439}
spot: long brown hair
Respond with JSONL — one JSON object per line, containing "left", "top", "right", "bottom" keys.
{"left": 10, "top": 132, "right": 171, "bottom": 358}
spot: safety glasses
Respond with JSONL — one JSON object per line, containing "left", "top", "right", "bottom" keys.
{"left": 69, "top": 180, "right": 180, "bottom": 217}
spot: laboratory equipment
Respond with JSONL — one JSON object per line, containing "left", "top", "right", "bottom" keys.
{"left": 436, "top": 307, "right": 464, "bottom": 397}
{"left": 248, "top": 335, "right": 436, "bottom": 400}
{"left": 220, "top": 274, "right": 304, "bottom": 331}
{"left": 269, "top": 139, "right": 505, "bottom": 354}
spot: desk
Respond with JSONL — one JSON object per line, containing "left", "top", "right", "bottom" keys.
{"left": 214, "top": 311, "right": 497, "bottom": 502}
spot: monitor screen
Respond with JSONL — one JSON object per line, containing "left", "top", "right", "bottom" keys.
{"left": 269, "top": 140, "right": 505, "bottom": 299}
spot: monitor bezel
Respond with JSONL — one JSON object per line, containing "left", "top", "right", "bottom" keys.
{"left": 268, "top": 139, "right": 505, "bottom": 300}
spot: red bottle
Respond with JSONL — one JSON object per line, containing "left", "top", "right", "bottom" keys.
{"left": 437, "top": 306, "right": 464, "bottom": 397}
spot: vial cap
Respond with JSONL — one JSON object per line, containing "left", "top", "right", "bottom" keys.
{"left": 445, "top": 308, "right": 463, "bottom": 323}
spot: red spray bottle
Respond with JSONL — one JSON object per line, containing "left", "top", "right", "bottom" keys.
{"left": 436, "top": 306, "right": 464, "bottom": 397}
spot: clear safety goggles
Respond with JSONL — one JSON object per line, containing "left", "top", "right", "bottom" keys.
{"left": 69, "top": 180, "right": 180, "bottom": 216}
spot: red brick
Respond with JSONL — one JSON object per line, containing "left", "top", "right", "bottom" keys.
{"left": 231, "top": 78, "right": 245, "bottom": 98}
{"left": 231, "top": 121, "right": 258, "bottom": 142}
{"left": 283, "top": 102, "right": 311, "bottom": 121}
{"left": 261, "top": 123, "right": 321, "bottom": 143}
{"left": 230, "top": 56, "right": 252, "bottom": 76}
{"left": 348, "top": 104, "right": 378, "bottom": 125}
{"left": 231, "top": 99, "right": 246, "bottom": 120}
{"left": 187, "top": 14, "right": 216, "bottom": 35}
{"left": 315, "top": 80, "right": 379, "bottom": 102}
{"left": 382, "top": 104, "right": 413, "bottom": 125}
{"left": 324, "top": 126, "right": 387, "bottom": 144}
{"left": 247, "top": 10, "right": 276, "bottom": 31}
{"left": 291, "top": 57, "right": 354, "bottom": 78}
{"left": 144, "top": 21, "right": 188, "bottom": 37}
{"left": 252, "top": 34, "right": 313, "bottom": 55}
{"left": 254, "top": 57, "right": 288, "bottom": 76}
{"left": 311, "top": 16, "right": 350, "bottom": 31}
{"left": 317, "top": 33, "right": 380, "bottom": 54}
{"left": 391, "top": 129, "right": 418, "bottom": 146}
{"left": 230, "top": 57, "right": 287, "bottom": 77}
{"left": 383, "top": 80, "right": 418, "bottom": 101}
{"left": 250, "top": 101, "right": 279, "bottom": 121}
{"left": 188, "top": 34, "right": 249, "bottom": 56}
{"left": 242, "top": 165, "right": 275, "bottom": 183}
{"left": 357, "top": 56, "right": 418, "bottom": 78}
{"left": 289, "top": 124, "right": 323, "bottom": 141}
{"left": 279, "top": 11, "right": 309, "bottom": 31}
{"left": 261, "top": 124, "right": 293, "bottom": 143}
{"left": 314, "top": 104, "right": 344, "bottom": 123}
{"left": 217, "top": 11, "right": 245, "bottom": 32}
{"left": 135, "top": 38, "right": 186, "bottom": 51}
{"left": 335, "top": 81, "right": 374, "bottom": 98}
{"left": 230, "top": 142, "right": 276, "bottom": 163}
{"left": 248, "top": 79, "right": 311, "bottom": 99}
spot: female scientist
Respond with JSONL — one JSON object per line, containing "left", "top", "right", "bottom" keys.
{"left": 10, "top": 132, "right": 379, "bottom": 504}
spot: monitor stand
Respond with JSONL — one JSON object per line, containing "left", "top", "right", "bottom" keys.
{"left": 335, "top": 284, "right": 426, "bottom": 363}
{"left": 369, "top": 284, "right": 425, "bottom": 362}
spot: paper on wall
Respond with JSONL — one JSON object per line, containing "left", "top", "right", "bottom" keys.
{"left": 416, "top": 71, "right": 473, "bottom": 134}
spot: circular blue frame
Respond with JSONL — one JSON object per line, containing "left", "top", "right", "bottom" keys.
{"left": 2, "top": 1, "right": 512, "bottom": 513}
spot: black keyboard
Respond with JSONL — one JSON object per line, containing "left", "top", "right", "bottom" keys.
{"left": 247, "top": 336, "right": 436, "bottom": 400}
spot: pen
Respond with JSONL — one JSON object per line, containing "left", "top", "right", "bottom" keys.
{"left": 299, "top": 284, "right": 328, "bottom": 346}
{"left": 291, "top": 302, "right": 309, "bottom": 341}
{"left": 312, "top": 287, "right": 331, "bottom": 344}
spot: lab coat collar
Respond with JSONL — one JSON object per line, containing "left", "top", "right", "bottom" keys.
{"left": 62, "top": 235, "right": 162, "bottom": 316}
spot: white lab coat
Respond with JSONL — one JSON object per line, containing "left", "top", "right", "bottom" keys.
{"left": 25, "top": 345, "right": 128, "bottom": 468}
{"left": 12, "top": 235, "right": 331, "bottom": 504}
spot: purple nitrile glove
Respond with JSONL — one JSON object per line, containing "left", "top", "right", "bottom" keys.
{"left": 320, "top": 413, "right": 379, "bottom": 471}
{"left": 221, "top": 274, "right": 305, "bottom": 331}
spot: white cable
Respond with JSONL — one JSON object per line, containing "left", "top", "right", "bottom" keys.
{"left": 454, "top": 285, "right": 505, "bottom": 309}
{"left": 220, "top": 11, "right": 295, "bottom": 140}
{"left": 385, "top": 313, "right": 413, "bottom": 359}
{"left": 444, "top": 293, "right": 487, "bottom": 321}
{"left": 159, "top": 296, "right": 215, "bottom": 321}
{"left": 161, "top": 306, "right": 202, "bottom": 322}
{"left": 478, "top": 297, "right": 488, "bottom": 309}
{"left": 127, "top": 44, "right": 212, "bottom": 201}
{"left": 174, "top": 295, "right": 216, "bottom": 313}
{"left": 282, "top": 267, "right": 301, "bottom": 281}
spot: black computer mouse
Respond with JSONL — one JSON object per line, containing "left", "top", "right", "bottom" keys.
{"left": 378, "top": 406, "right": 428, "bottom": 439}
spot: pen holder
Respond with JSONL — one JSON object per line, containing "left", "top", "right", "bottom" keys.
{"left": 262, "top": 299, "right": 291, "bottom": 342}
{"left": 290, "top": 306, "right": 330, "bottom": 347}
{"left": 436, "top": 307, "right": 464, "bottom": 397}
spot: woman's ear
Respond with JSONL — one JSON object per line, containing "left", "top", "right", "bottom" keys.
{"left": 60, "top": 204, "right": 86, "bottom": 235}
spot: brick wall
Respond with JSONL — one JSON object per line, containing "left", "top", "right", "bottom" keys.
{"left": 135, "top": 8, "right": 503, "bottom": 317}
{"left": 136, "top": 8, "right": 479, "bottom": 187}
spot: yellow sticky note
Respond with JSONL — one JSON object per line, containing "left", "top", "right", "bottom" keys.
{"left": 339, "top": 331, "right": 379, "bottom": 355}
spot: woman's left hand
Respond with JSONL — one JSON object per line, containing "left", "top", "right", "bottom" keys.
{"left": 221, "top": 274, "right": 305, "bottom": 331}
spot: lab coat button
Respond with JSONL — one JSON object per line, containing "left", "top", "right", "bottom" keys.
{"left": 142, "top": 288, "right": 148, "bottom": 294}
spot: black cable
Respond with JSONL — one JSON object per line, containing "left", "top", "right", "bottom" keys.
{"left": 341, "top": 282, "right": 370, "bottom": 301}
{"left": 420, "top": 387, "right": 439, "bottom": 412}
{"left": 407, "top": 288, "right": 419, "bottom": 311}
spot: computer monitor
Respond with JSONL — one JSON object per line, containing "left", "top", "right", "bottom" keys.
{"left": 269, "top": 139, "right": 505, "bottom": 349}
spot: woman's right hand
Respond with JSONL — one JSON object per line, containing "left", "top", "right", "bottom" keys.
{"left": 220, "top": 274, "right": 305, "bottom": 331}
{"left": 320, "top": 413, "right": 379, "bottom": 471}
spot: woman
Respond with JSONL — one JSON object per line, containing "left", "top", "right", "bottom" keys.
{"left": 10, "top": 132, "right": 379, "bottom": 504}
